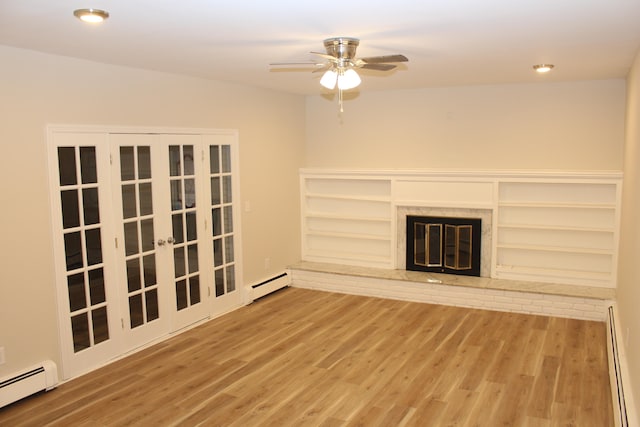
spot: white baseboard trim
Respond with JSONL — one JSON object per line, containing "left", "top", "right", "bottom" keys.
{"left": 250, "top": 271, "right": 291, "bottom": 300}
{"left": 607, "top": 304, "right": 638, "bottom": 427}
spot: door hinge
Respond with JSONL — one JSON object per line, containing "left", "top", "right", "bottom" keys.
{"left": 121, "top": 318, "right": 124, "bottom": 330}
{"left": 115, "top": 237, "right": 118, "bottom": 248}
{"left": 208, "top": 287, "right": 211, "bottom": 297}
{"left": 110, "top": 154, "right": 113, "bottom": 165}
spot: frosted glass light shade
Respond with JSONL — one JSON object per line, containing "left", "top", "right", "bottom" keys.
{"left": 533, "top": 64, "right": 554, "bottom": 73}
{"left": 73, "top": 9, "right": 109, "bottom": 23}
{"left": 338, "top": 68, "right": 361, "bottom": 90}
{"left": 320, "top": 70, "right": 338, "bottom": 89}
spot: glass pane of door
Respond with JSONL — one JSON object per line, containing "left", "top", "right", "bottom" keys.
{"left": 169, "top": 145, "right": 201, "bottom": 311}
{"left": 119, "top": 145, "right": 161, "bottom": 329}
{"left": 209, "top": 144, "right": 237, "bottom": 297}
{"left": 57, "top": 146, "right": 110, "bottom": 353}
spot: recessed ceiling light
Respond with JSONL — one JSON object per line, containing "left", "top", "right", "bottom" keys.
{"left": 533, "top": 64, "right": 554, "bottom": 73}
{"left": 73, "top": 8, "right": 109, "bottom": 23}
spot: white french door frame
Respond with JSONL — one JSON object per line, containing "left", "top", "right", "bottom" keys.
{"left": 46, "top": 125, "right": 246, "bottom": 380}
{"left": 47, "top": 131, "right": 123, "bottom": 379}
{"left": 110, "top": 134, "right": 173, "bottom": 350}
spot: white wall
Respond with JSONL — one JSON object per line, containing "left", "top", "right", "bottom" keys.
{"left": 618, "top": 49, "right": 640, "bottom": 422}
{"left": 305, "top": 80, "right": 625, "bottom": 170}
{"left": 0, "top": 46, "right": 305, "bottom": 379}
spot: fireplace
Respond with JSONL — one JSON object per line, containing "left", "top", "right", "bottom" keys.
{"left": 406, "top": 215, "right": 482, "bottom": 277}
{"left": 397, "top": 207, "right": 492, "bottom": 277}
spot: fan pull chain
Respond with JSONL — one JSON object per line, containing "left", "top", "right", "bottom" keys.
{"left": 339, "top": 88, "right": 344, "bottom": 113}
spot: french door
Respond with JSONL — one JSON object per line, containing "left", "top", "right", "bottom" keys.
{"left": 48, "top": 128, "right": 243, "bottom": 379}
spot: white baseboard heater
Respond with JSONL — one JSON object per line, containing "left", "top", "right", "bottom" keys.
{"left": 251, "top": 272, "right": 291, "bottom": 300}
{"left": 607, "top": 306, "right": 629, "bottom": 427}
{"left": 0, "top": 360, "right": 58, "bottom": 408}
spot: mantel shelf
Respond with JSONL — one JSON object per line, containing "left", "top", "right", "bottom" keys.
{"left": 305, "top": 212, "right": 391, "bottom": 222}
{"left": 306, "top": 193, "right": 390, "bottom": 203}
{"left": 306, "top": 230, "right": 391, "bottom": 241}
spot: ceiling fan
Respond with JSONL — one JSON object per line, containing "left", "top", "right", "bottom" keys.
{"left": 270, "top": 37, "right": 408, "bottom": 112}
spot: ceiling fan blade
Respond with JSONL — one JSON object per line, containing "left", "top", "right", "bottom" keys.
{"left": 269, "top": 62, "right": 327, "bottom": 74}
{"left": 360, "top": 63, "right": 397, "bottom": 71}
{"left": 312, "top": 64, "right": 332, "bottom": 73}
{"left": 269, "top": 61, "right": 323, "bottom": 66}
{"left": 359, "top": 54, "right": 409, "bottom": 64}
{"left": 310, "top": 51, "right": 338, "bottom": 62}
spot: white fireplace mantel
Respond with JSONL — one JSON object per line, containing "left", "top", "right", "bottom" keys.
{"left": 300, "top": 169, "right": 622, "bottom": 289}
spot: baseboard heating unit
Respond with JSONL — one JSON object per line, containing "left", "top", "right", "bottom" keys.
{"left": 607, "top": 306, "right": 629, "bottom": 427}
{"left": 251, "top": 272, "right": 291, "bottom": 300}
{"left": 0, "top": 360, "right": 58, "bottom": 408}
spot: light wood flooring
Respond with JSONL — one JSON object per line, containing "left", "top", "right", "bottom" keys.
{"left": 0, "top": 287, "right": 613, "bottom": 426}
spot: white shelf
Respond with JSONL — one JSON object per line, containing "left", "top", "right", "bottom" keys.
{"left": 497, "top": 223, "right": 615, "bottom": 233}
{"left": 304, "top": 250, "right": 392, "bottom": 267}
{"left": 301, "top": 176, "right": 393, "bottom": 267}
{"left": 495, "top": 264, "right": 612, "bottom": 285}
{"left": 495, "top": 180, "right": 619, "bottom": 288}
{"left": 496, "top": 243, "right": 613, "bottom": 256}
{"left": 495, "top": 180, "right": 619, "bottom": 287}
{"left": 498, "top": 201, "right": 616, "bottom": 209}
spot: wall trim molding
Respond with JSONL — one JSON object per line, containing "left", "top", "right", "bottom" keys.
{"left": 607, "top": 303, "right": 638, "bottom": 427}
{"left": 300, "top": 168, "right": 623, "bottom": 181}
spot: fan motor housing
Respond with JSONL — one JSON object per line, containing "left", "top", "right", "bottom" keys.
{"left": 323, "top": 37, "right": 359, "bottom": 60}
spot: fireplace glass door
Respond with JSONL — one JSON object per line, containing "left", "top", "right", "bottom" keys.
{"left": 407, "top": 216, "right": 481, "bottom": 276}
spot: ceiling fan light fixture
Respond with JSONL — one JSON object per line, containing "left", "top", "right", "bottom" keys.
{"left": 320, "top": 69, "right": 338, "bottom": 89}
{"left": 533, "top": 64, "right": 554, "bottom": 73}
{"left": 270, "top": 36, "right": 407, "bottom": 112}
{"left": 338, "top": 69, "right": 361, "bottom": 90}
{"left": 73, "top": 8, "right": 109, "bottom": 23}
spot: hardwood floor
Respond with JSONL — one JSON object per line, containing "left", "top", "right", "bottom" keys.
{"left": 0, "top": 287, "right": 613, "bottom": 426}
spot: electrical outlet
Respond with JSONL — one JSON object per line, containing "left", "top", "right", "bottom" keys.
{"left": 0, "top": 346, "right": 5, "bottom": 365}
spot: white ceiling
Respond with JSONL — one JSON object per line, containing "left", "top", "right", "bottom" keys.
{"left": 1, "top": 0, "right": 639, "bottom": 95}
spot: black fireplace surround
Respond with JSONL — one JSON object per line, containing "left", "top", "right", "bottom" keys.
{"left": 406, "top": 215, "right": 482, "bottom": 277}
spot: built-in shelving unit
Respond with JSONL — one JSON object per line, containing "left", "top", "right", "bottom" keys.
{"left": 300, "top": 170, "right": 621, "bottom": 288}
{"left": 301, "top": 175, "right": 393, "bottom": 267}
{"left": 495, "top": 181, "right": 619, "bottom": 287}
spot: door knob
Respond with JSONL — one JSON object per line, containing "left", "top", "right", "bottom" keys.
{"left": 157, "top": 239, "right": 166, "bottom": 246}
{"left": 167, "top": 237, "right": 175, "bottom": 244}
